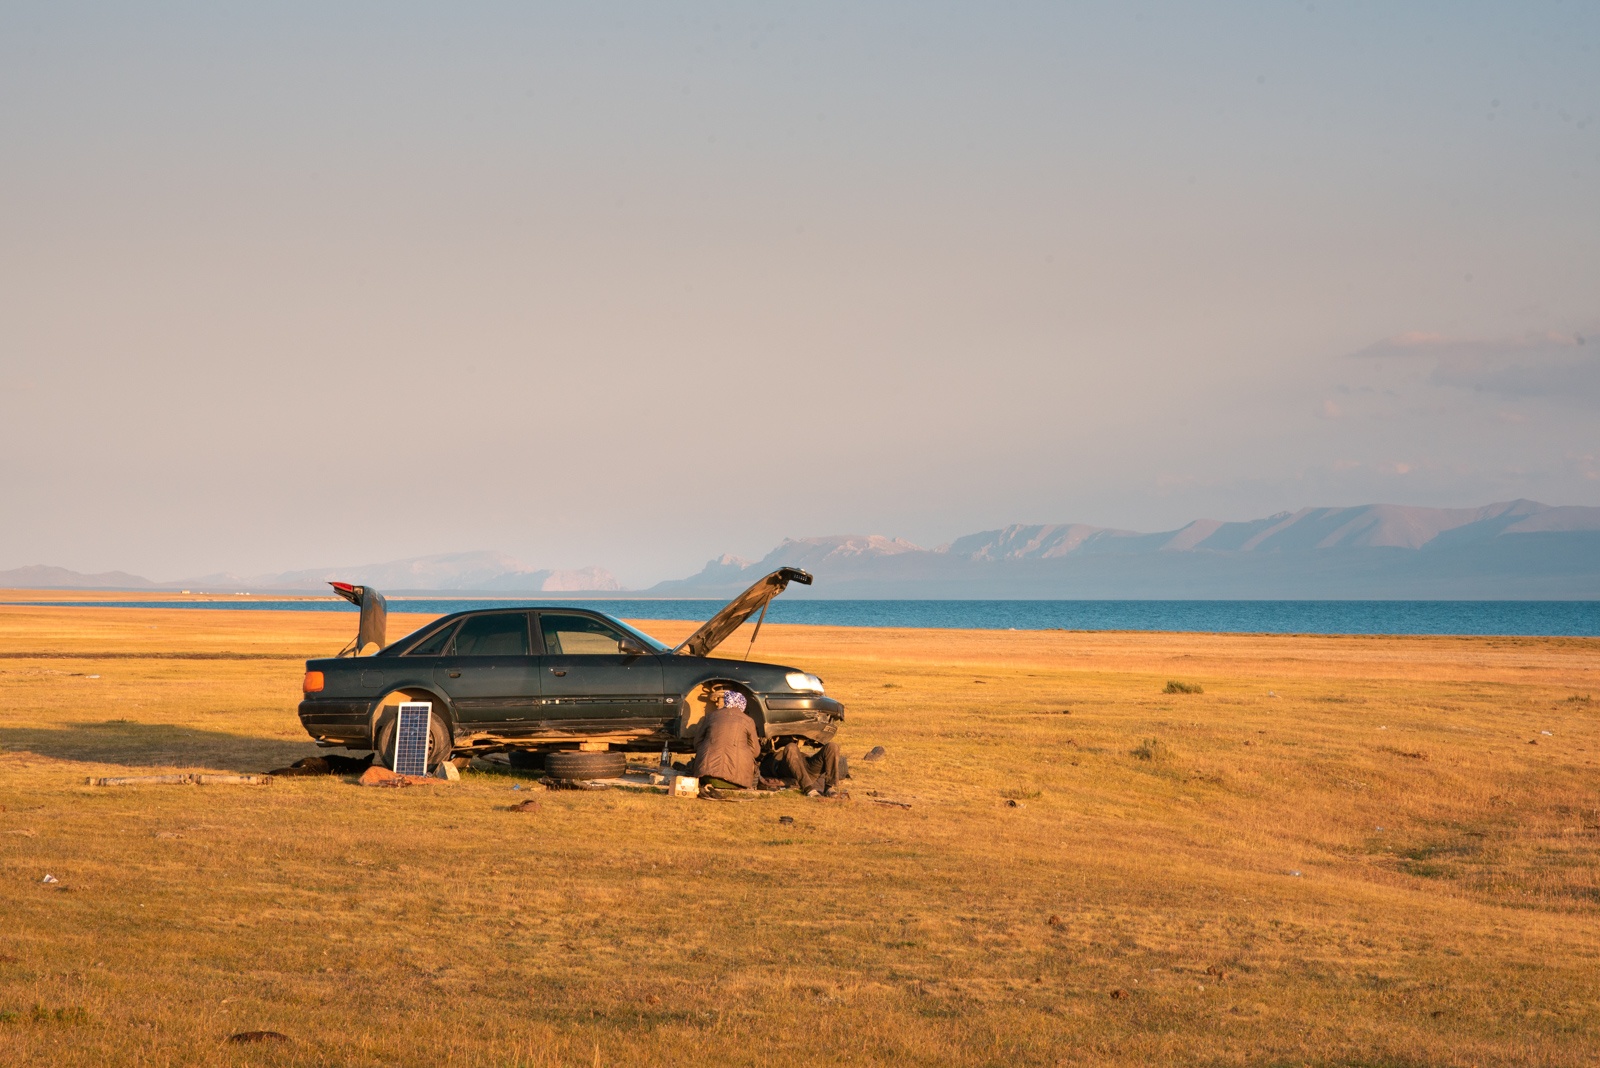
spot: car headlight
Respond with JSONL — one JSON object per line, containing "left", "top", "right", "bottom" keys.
{"left": 785, "top": 672, "right": 825, "bottom": 693}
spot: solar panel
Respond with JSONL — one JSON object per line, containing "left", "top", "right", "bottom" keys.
{"left": 394, "top": 702, "right": 433, "bottom": 777}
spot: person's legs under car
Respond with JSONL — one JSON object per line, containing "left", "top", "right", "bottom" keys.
{"left": 804, "top": 741, "right": 842, "bottom": 793}
{"left": 777, "top": 740, "right": 843, "bottom": 795}
{"left": 779, "top": 741, "right": 822, "bottom": 793}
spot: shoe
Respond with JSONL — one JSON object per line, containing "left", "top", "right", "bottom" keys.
{"left": 805, "top": 788, "right": 822, "bottom": 797}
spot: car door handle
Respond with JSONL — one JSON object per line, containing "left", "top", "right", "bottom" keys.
{"left": 448, "top": 671, "right": 461, "bottom": 678}
{"left": 551, "top": 669, "right": 567, "bottom": 677}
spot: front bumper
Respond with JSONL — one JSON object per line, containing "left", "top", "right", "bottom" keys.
{"left": 758, "top": 694, "right": 844, "bottom": 744}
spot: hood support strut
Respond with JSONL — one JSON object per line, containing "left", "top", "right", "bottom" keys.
{"left": 741, "top": 599, "right": 772, "bottom": 660}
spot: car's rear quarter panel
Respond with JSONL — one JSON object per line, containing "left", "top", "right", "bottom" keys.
{"left": 297, "top": 658, "right": 376, "bottom": 747}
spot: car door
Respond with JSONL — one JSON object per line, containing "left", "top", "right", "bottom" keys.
{"left": 432, "top": 612, "right": 542, "bottom": 730}
{"left": 535, "top": 612, "right": 666, "bottom": 728}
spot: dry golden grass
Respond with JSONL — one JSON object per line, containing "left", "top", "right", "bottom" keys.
{"left": 2, "top": 602, "right": 1599, "bottom": 1066}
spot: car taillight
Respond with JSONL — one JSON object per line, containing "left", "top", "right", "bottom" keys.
{"left": 303, "top": 671, "right": 325, "bottom": 693}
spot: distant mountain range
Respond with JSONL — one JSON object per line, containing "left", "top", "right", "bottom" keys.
{"left": 646, "top": 500, "right": 1600, "bottom": 599}
{"left": 0, "top": 551, "right": 621, "bottom": 594}
{"left": 4, "top": 500, "right": 1599, "bottom": 599}
{"left": 172, "top": 551, "right": 622, "bottom": 594}
{"left": 0, "top": 564, "right": 163, "bottom": 590}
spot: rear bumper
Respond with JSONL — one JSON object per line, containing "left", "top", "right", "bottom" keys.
{"left": 298, "top": 698, "right": 374, "bottom": 748}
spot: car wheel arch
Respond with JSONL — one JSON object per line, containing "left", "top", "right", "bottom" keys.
{"left": 369, "top": 686, "right": 458, "bottom": 739}
{"left": 676, "top": 677, "right": 765, "bottom": 740}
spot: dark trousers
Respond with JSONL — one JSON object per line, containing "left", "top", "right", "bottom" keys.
{"left": 776, "top": 741, "right": 841, "bottom": 792}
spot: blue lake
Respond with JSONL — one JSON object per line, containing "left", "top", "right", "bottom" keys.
{"left": 8, "top": 598, "right": 1598, "bottom": 637}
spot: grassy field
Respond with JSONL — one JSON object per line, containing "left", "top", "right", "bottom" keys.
{"left": 2, "top": 598, "right": 1599, "bottom": 1066}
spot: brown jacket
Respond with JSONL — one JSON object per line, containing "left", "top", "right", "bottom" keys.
{"left": 690, "top": 705, "right": 761, "bottom": 788}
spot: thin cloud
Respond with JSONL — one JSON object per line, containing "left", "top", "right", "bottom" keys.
{"left": 1349, "top": 330, "right": 1599, "bottom": 403}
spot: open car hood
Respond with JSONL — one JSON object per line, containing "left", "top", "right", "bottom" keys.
{"left": 330, "top": 581, "right": 387, "bottom": 656}
{"left": 672, "top": 567, "right": 813, "bottom": 658}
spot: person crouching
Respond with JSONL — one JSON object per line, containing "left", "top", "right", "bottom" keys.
{"left": 768, "top": 739, "right": 846, "bottom": 797}
{"left": 689, "top": 689, "right": 760, "bottom": 791}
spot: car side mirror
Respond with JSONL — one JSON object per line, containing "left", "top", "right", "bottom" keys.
{"left": 618, "top": 637, "right": 646, "bottom": 656}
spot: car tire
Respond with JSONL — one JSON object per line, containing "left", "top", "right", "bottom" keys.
{"left": 545, "top": 751, "right": 626, "bottom": 781}
{"left": 372, "top": 707, "right": 452, "bottom": 772}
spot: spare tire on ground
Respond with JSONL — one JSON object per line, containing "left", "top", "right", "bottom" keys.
{"left": 545, "top": 751, "right": 626, "bottom": 781}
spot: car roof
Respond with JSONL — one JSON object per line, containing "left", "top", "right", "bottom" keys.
{"left": 439, "top": 604, "right": 606, "bottom": 615}
{"left": 374, "top": 606, "right": 627, "bottom": 656}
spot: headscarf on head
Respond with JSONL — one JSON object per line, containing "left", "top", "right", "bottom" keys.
{"left": 719, "top": 689, "right": 747, "bottom": 712}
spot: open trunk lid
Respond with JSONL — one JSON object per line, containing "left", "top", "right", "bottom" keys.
{"left": 330, "top": 581, "right": 387, "bottom": 656}
{"left": 672, "top": 567, "right": 812, "bottom": 658}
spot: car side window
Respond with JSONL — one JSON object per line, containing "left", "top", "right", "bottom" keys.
{"left": 451, "top": 613, "right": 531, "bottom": 656}
{"left": 540, "top": 613, "right": 631, "bottom": 655}
{"left": 404, "top": 621, "right": 459, "bottom": 657}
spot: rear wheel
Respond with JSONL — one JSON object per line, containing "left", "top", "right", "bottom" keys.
{"left": 372, "top": 704, "right": 452, "bottom": 772}
{"left": 545, "top": 750, "right": 626, "bottom": 781}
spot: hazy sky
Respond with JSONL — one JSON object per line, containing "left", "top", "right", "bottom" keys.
{"left": 3, "top": 2, "right": 1597, "bottom": 585}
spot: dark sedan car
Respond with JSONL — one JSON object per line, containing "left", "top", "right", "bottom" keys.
{"left": 297, "top": 567, "right": 842, "bottom": 775}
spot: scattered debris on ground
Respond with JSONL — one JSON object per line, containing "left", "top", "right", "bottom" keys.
{"left": 1046, "top": 915, "right": 1063, "bottom": 927}
{"left": 226, "top": 1031, "right": 289, "bottom": 1045}
{"left": 778, "top": 815, "right": 795, "bottom": 825}
{"left": 506, "top": 799, "right": 540, "bottom": 812}
{"left": 862, "top": 746, "right": 887, "bottom": 762}
{"left": 701, "top": 786, "right": 768, "bottom": 802}
{"left": 1110, "top": 989, "right": 1128, "bottom": 1000}
{"left": 357, "top": 766, "right": 439, "bottom": 788}
{"left": 868, "top": 797, "right": 913, "bottom": 810}
{"left": 87, "top": 773, "right": 271, "bottom": 787}
{"left": 266, "top": 753, "right": 374, "bottom": 776}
